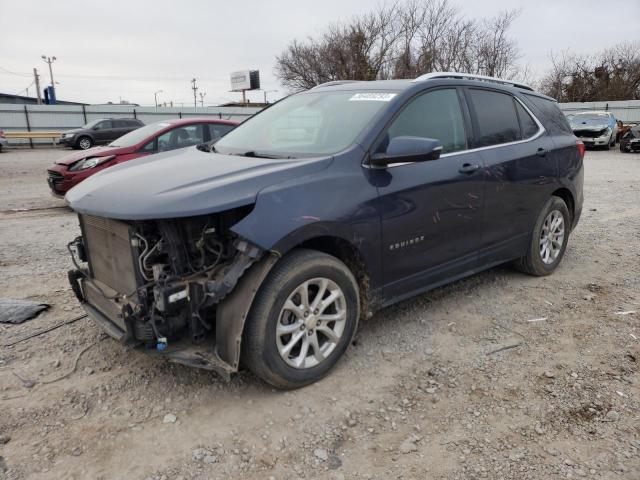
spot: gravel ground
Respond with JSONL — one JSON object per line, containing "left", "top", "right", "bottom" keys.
{"left": 0, "top": 147, "right": 638, "bottom": 480}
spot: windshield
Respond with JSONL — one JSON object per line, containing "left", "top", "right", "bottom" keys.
{"left": 109, "top": 122, "right": 172, "bottom": 147}
{"left": 569, "top": 113, "right": 610, "bottom": 124}
{"left": 82, "top": 119, "right": 102, "bottom": 129}
{"left": 214, "top": 90, "right": 397, "bottom": 157}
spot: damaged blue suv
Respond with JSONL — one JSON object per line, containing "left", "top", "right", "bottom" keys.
{"left": 66, "top": 72, "right": 584, "bottom": 388}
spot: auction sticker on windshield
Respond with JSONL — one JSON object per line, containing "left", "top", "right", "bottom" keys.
{"left": 349, "top": 93, "right": 397, "bottom": 102}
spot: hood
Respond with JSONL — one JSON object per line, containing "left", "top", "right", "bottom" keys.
{"left": 66, "top": 147, "right": 333, "bottom": 220}
{"left": 55, "top": 146, "right": 131, "bottom": 166}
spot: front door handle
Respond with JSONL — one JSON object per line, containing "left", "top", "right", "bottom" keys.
{"left": 536, "top": 147, "right": 547, "bottom": 157}
{"left": 459, "top": 163, "right": 480, "bottom": 174}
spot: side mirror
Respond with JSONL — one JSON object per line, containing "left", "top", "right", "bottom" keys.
{"left": 370, "top": 136, "right": 442, "bottom": 168}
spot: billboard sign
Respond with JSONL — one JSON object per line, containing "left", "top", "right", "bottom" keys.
{"left": 230, "top": 70, "right": 260, "bottom": 92}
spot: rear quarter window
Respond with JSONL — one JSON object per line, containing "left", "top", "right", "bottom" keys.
{"left": 522, "top": 94, "right": 573, "bottom": 136}
{"left": 515, "top": 101, "right": 539, "bottom": 139}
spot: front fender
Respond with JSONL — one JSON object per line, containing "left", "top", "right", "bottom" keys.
{"left": 230, "top": 152, "right": 383, "bottom": 289}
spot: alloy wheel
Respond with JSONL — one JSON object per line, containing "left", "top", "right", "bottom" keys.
{"left": 276, "top": 277, "right": 347, "bottom": 369}
{"left": 539, "top": 209, "right": 565, "bottom": 264}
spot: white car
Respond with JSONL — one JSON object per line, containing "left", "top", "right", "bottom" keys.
{"left": 567, "top": 111, "right": 618, "bottom": 149}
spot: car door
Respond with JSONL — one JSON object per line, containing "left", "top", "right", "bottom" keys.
{"left": 370, "top": 87, "right": 485, "bottom": 302}
{"left": 464, "top": 87, "right": 556, "bottom": 264}
{"left": 109, "top": 120, "right": 129, "bottom": 142}
{"left": 92, "top": 120, "right": 113, "bottom": 144}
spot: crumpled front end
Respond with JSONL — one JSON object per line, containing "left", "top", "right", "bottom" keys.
{"left": 572, "top": 126, "right": 612, "bottom": 147}
{"left": 67, "top": 208, "right": 274, "bottom": 378}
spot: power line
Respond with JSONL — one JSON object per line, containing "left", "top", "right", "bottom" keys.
{"left": 14, "top": 79, "right": 35, "bottom": 96}
{"left": 0, "top": 66, "right": 32, "bottom": 77}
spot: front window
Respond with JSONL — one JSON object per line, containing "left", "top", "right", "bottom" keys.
{"left": 214, "top": 91, "right": 396, "bottom": 158}
{"left": 376, "top": 88, "right": 466, "bottom": 154}
{"left": 82, "top": 119, "right": 102, "bottom": 129}
{"left": 156, "top": 124, "right": 205, "bottom": 151}
{"left": 109, "top": 122, "right": 173, "bottom": 147}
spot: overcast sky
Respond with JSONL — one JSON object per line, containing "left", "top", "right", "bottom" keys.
{"left": 1, "top": 0, "right": 638, "bottom": 106}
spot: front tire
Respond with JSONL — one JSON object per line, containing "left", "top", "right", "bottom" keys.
{"left": 76, "top": 136, "right": 93, "bottom": 150}
{"left": 514, "top": 196, "right": 570, "bottom": 276}
{"left": 242, "top": 249, "right": 359, "bottom": 389}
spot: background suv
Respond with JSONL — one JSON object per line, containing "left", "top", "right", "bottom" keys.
{"left": 59, "top": 118, "right": 144, "bottom": 150}
{"left": 48, "top": 118, "right": 237, "bottom": 196}
{"left": 66, "top": 73, "right": 584, "bottom": 389}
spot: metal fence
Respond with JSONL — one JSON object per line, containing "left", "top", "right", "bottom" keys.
{"left": 558, "top": 100, "right": 640, "bottom": 123}
{"left": 0, "top": 103, "right": 263, "bottom": 146}
{"left": 3, "top": 99, "right": 640, "bottom": 147}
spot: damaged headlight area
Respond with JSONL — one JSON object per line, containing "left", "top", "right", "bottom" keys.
{"left": 67, "top": 206, "right": 262, "bottom": 354}
{"left": 68, "top": 155, "right": 116, "bottom": 171}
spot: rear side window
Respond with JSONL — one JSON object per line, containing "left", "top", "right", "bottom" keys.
{"left": 523, "top": 94, "right": 573, "bottom": 136}
{"left": 380, "top": 88, "right": 466, "bottom": 154}
{"left": 515, "top": 101, "right": 540, "bottom": 139}
{"left": 467, "top": 89, "right": 521, "bottom": 147}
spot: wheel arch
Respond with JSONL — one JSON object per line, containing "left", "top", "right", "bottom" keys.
{"left": 551, "top": 187, "right": 575, "bottom": 225}
{"left": 294, "top": 235, "right": 373, "bottom": 320}
{"left": 215, "top": 232, "right": 374, "bottom": 373}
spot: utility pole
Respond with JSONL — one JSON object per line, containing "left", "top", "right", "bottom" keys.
{"left": 154, "top": 89, "right": 163, "bottom": 107}
{"left": 199, "top": 91, "right": 206, "bottom": 107}
{"left": 33, "top": 68, "right": 42, "bottom": 104}
{"left": 191, "top": 78, "right": 198, "bottom": 107}
{"left": 263, "top": 89, "right": 278, "bottom": 104}
{"left": 41, "top": 55, "right": 57, "bottom": 99}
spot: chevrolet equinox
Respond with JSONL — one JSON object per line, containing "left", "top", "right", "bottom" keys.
{"left": 66, "top": 72, "right": 584, "bottom": 388}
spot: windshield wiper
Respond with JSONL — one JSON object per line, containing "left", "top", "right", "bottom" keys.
{"left": 238, "top": 151, "right": 296, "bottom": 159}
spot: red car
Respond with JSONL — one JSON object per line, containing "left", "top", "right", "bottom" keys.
{"left": 47, "top": 118, "right": 237, "bottom": 197}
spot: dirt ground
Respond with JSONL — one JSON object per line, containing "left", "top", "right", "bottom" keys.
{"left": 0, "top": 147, "right": 638, "bottom": 480}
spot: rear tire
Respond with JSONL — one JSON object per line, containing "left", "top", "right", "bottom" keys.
{"left": 514, "top": 196, "right": 570, "bottom": 276}
{"left": 76, "top": 136, "right": 93, "bottom": 150}
{"left": 242, "top": 249, "right": 359, "bottom": 389}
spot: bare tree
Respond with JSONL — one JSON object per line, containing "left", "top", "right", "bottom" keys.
{"left": 274, "top": 0, "right": 522, "bottom": 92}
{"left": 540, "top": 41, "right": 640, "bottom": 101}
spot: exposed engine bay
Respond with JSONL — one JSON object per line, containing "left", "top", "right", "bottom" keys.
{"left": 67, "top": 207, "right": 271, "bottom": 376}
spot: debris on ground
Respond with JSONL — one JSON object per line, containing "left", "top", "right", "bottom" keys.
{"left": 0, "top": 299, "right": 49, "bottom": 324}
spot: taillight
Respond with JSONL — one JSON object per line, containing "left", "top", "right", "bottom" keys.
{"left": 0, "top": 130, "right": 5, "bottom": 138}
{"left": 576, "top": 140, "right": 585, "bottom": 160}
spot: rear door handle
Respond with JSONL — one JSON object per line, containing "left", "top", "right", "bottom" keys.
{"left": 459, "top": 163, "right": 480, "bottom": 174}
{"left": 536, "top": 147, "right": 547, "bottom": 157}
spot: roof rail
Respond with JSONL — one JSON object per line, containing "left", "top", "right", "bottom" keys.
{"left": 412, "top": 72, "right": 533, "bottom": 91}
{"left": 311, "top": 80, "right": 359, "bottom": 89}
